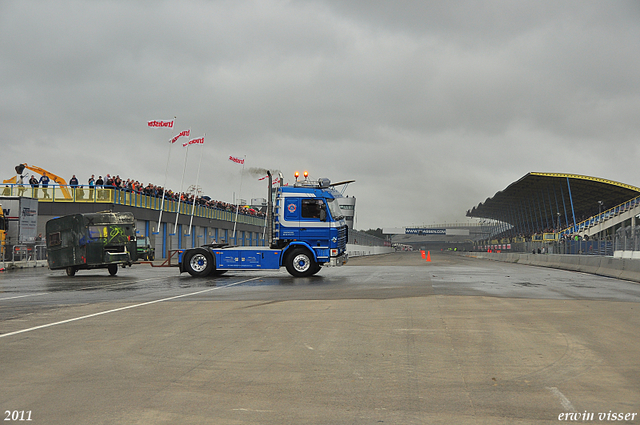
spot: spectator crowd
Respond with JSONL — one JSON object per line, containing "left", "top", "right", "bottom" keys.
{"left": 22, "top": 172, "right": 266, "bottom": 219}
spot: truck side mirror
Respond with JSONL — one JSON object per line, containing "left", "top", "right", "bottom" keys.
{"left": 319, "top": 204, "right": 327, "bottom": 221}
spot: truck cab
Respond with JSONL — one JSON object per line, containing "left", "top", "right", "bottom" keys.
{"left": 179, "top": 174, "right": 349, "bottom": 278}
{"left": 273, "top": 182, "right": 348, "bottom": 268}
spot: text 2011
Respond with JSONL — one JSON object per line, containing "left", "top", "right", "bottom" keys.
{"left": 4, "top": 411, "right": 32, "bottom": 421}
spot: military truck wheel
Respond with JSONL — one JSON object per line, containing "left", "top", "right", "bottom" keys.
{"left": 66, "top": 267, "right": 76, "bottom": 276}
{"left": 108, "top": 264, "right": 118, "bottom": 276}
{"left": 184, "top": 249, "right": 214, "bottom": 277}
{"left": 285, "top": 247, "right": 316, "bottom": 278}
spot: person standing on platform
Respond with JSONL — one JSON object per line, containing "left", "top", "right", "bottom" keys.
{"left": 69, "top": 175, "right": 79, "bottom": 199}
{"left": 95, "top": 176, "right": 104, "bottom": 199}
{"left": 39, "top": 173, "right": 50, "bottom": 199}
{"left": 17, "top": 174, "right": 26, "bottom": 196}
{"left": 29, "top": 174, "right": 38, "bottom": 197}
{"left": 88, "top": 175, "right": 95, "bottom": 200}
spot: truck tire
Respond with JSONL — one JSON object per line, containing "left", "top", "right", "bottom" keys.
{"left": 285, "top": 247, "right": 317, "bottom": 278}
{"left": 310, "top": 264, "right": 322, "bottom": 276}
{"left": 66, "top": 267, "right": 76, "bottom": 276}
{"left": 184, "top": 249, "right": 214, "bottom": 277}
{"left": 108, "top": 264, "right": 118, "bottom": 276}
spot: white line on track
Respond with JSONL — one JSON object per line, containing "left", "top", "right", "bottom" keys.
{"left": 76, "top": 276, "right": 167, "bottom": 290}
{"left": 0, "top": 276, "right": 175, "bottom": 301}
{"left": 547, "top": 387, "right": 576, "bottom": 412}
{"left": 0, "top": 293, "right": 47, "bottom": 301}
{"left": 0, "top": 276, "right": 263, "bottom": 339}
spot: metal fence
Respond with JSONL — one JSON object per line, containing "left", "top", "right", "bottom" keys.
{"left": 2, "top": 243, "right": 47, "bottom": 263}
{"left": 474, "top": 236, "right": 636, "bottom": 257}
{"left": 1, "top": 183, "right": 265, "bottom": 227}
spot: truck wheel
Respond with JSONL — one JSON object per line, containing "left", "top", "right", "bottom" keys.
{"left": 285, "top": 248, "right": 316, "bottom": 278}
{"left": 108, "top": 264, "right": 118, "bottom": 276}
{"left": 66, "top": 267, "right": 76, "bottom": 276}
{"left": 184, "top": 249, "right": 214, "bottom": 277}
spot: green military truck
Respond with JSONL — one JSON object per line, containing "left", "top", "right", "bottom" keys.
{"left": 136, "top": 236, "right": 155, "bottom": 261}
{"left": 46, "top": 212, "right": 137, "bottom": 276}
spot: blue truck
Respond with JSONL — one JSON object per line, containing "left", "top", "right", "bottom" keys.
{"left": 179, "top": 172, "right": 349, "bottom": 277}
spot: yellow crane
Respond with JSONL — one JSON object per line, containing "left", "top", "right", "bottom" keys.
{"left": 12, "top": 164, "right": 72, "bottom": 199}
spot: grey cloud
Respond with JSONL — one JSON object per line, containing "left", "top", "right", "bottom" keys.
{"left": 2, "top": 0, "right": 640, "bottom": 230}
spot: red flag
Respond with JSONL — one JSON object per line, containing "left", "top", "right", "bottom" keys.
{"left": 170, "top": 129, "right": 191, "bottom": 144}
{"left": 229, "top": 155, "right": 245, "bottom": 165}
{"left": 147, "top": 119, "right": 174, "bottom": 128}
{"left": 183, "top": 137, "right": 204, "bottom": 147}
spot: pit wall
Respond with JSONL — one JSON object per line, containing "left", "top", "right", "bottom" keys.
{"left": 347, "top": 244, "right": 394, "bottom": 258}
{"left": 465, "top": 252, "right": 640, "bottom": 284}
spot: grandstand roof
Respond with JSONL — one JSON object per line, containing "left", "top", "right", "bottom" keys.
{"left": 466, "top": 172, "right": 640, "bottom": 231}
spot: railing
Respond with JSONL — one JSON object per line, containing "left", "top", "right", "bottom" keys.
{"left": 474, "top": 239, "right": 614, "bottom": 256}
{"left": 1, "top": 184, "right": 266, "bottom": 227}
{"left": 8, "top": 243, "right": 47, "bottom": 263}
{"left": 559, "top": 194, "right": 640, "bottom": 237}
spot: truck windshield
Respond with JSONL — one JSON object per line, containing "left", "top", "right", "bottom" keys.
{"left": 88, "top": 224, "right": 132, "bottom": 244}
{"left": 326, "top": 198, "right": 343, "bottom": 221}
{"left": 88, "top": 225, "right": 108, "bottom": 239}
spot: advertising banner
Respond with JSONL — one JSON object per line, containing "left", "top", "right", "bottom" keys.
{"left": 19, "top": 198, "right": 38, "bottom": 244}
{"left": 406, "top": 228, "right": 446, "bottom": 235}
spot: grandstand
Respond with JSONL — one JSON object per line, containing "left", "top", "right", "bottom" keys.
{"left": 466, "top": 172, "right": 640, "bottom": 255}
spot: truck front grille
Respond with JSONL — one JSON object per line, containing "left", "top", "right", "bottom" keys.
{"left": 338, "top": 226, "right": 348, "bottom": 251}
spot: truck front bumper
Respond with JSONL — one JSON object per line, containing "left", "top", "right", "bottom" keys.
{"left": 104, "top": 251, "right": 131, "bottom": 264}
{"left": 328, "top": 252, "right": 348, "bottom": 267}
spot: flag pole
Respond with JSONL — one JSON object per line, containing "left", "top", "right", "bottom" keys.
{"left": 174, "top": 140, "right": 190, "bottom": 234}
{"left": 156, "top": 116, "right": 176, "bottom": 234}
{"left": 261, "top": 172, "right": 272, "bottom": 245}
{"left": 232, "top": 155, "right": 246, "bottom": 242}
{"left": 188, "top": 133, "right": 205, "bottom": 236}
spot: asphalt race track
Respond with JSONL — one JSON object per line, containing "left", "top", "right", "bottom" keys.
{"left": 1, "top": 251, "right": 639, "bottom": 424}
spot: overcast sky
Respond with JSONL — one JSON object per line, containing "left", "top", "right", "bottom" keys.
{"left": 2, "top": 0, "right": 640, "bottom": 230}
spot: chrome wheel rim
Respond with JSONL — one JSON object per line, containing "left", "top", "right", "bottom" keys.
{"left": 190, "top": 253, "right": 208, "bottom": 273}
{"left": 293, "top": 253, "right": 311, "bottom": 273}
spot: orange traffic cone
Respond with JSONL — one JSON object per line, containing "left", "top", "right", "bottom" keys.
{"left": 426, "top": 251, "right": 431, "bottom": 262}
{"left": 420, "top": 250, "right": 426, "bottom": 259}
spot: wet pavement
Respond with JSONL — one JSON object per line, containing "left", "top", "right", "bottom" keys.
{"left": 1, "top": 251, "right": 639, "bottom": 424}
